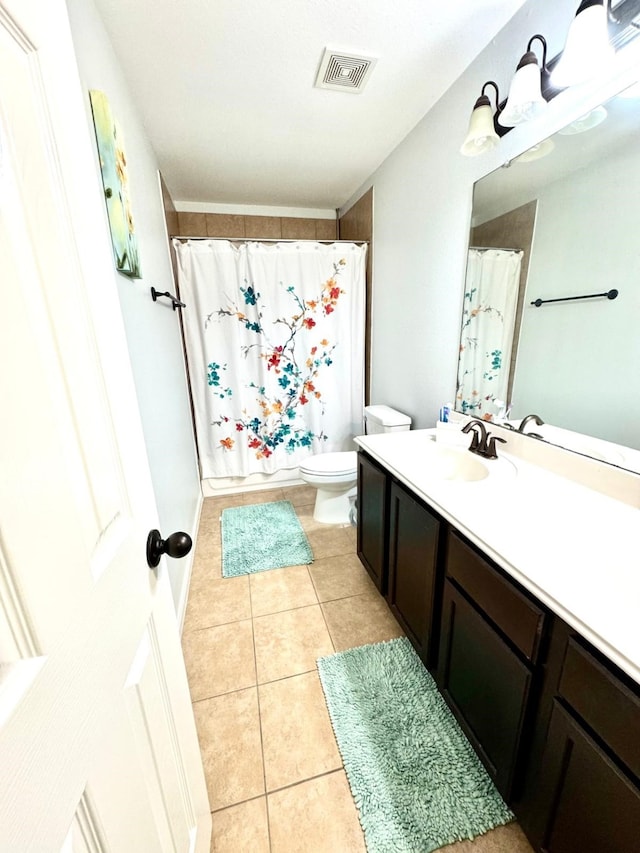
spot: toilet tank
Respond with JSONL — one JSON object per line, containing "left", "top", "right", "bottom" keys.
{"left": 364, "top": 405, "right": 411, "bottom": 435}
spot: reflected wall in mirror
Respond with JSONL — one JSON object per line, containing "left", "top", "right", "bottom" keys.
{"left": 457, "top": 84, "right": 640, "bottom": 473}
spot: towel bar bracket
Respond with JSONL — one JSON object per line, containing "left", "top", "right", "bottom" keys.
{"left": 150, "top": 286, "right": 185, "bottom": 310}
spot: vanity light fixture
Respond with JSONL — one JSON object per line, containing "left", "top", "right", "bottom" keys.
{"left": 557, "top": 104, "right": 608, "bottom": 133}
{"left": 513, "top": 137, "right": 556, "bottom": 163}
{"left": 501, "top": 35, "right": 550, "bottom": 127}
{"left": 551, "top": 0, "right": 616, "bottom": 88}
{"left": 460, "top": 81, "right": 507, "bottom": 157}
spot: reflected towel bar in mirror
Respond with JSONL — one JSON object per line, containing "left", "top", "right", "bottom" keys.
{"left": 531, "top": 288, "right": 618, "bottom": 307}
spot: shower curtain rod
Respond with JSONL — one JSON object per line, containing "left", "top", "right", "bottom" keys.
{"left": 171, "top": 236, "right": 369, "bottom": 244}
{"left": 469, "top": 246, "right": 522, "bottom": 253}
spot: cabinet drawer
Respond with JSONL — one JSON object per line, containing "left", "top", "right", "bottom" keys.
{"left": 446, "top": 531, "right": 545, "bottom": 663}
{"left": 559, "top": 637, "right": 640, "bottom": 780}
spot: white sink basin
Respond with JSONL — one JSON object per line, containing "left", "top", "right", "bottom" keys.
{"left": 420, "top": 444, "right": 516, "bottom": 483}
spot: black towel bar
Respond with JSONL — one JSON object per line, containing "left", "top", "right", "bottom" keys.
{"left": 531, "top": 288, "right": 618, "bottom": 307}
{"left": 150, "top": 287, "right": 185, "bottom": 310}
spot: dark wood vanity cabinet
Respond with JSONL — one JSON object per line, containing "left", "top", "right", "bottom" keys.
{"left": 386, "top": 481, "right": 442, "bottom": 668}
{"left": 525, "top": 636, "right": 640, "bottom": 853}
{"left": 357, "top": 453, "right": 443, "bottom": 666}
{"left": 437, "top": 531, "right": 545, "bottom": 800}
{"left": 356, "top": 452, "right": 640, "bottom": 852}
{"left": 356, "top": 452, "right": 389, "bottom": 593}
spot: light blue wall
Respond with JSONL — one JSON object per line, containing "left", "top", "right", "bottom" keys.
{"left": 65, "top": 0, "right": 201, "bottom": 616}
{"left": 340, "top": 0, "right": 621, "bottom": 429}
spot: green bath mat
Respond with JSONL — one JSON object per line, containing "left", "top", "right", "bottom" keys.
{"left": 221, "top": 500, "right": 313, "bottom": 577}
{"left": 317, "top": 637, "right": 514, "bottom": 853}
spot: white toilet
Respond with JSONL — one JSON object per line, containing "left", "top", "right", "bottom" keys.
{"left": 298, "top": 405, "right": 412, "bottom": 524}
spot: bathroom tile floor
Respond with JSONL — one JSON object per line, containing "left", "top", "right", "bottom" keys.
{"left": 182, "top": 485, "right": 534, "bottom": 853}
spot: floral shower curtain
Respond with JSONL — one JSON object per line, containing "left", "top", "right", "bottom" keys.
{"left": 456, "top": 248, "right": 522, "bottom": 418}
{"left": 174, "top": 239, "right": 366, "bottom": 478}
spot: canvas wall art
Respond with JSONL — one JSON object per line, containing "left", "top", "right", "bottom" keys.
{"left": 89, "top": 89, "right": 141, "bottom": 278}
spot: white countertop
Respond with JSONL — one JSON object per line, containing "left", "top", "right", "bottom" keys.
{"left": 355, "top": 429, "right": 640, "bottom": 684}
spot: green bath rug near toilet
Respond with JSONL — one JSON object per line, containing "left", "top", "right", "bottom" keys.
{"left": 317, "top": 636, "right": 514, "bottom": 853}
{"left": 221, "top": 500, "right": 313, "bottom": 577}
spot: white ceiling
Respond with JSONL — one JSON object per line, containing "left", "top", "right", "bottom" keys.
{"left": 92, "top": 0, "right": 528, "bottom": 210}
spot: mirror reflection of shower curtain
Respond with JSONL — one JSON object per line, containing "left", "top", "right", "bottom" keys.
{"left": 174, "top": 239, "right": 366, "bottom": 479}
{"left": 456, "top": 248, "right": 523, "bottom": 419}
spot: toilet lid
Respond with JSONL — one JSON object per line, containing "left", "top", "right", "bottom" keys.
{"left": 299, "top": 451, "right": 357, "bottom": 476}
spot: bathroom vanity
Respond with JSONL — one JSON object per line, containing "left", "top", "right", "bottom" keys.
{"left": 355, "top": 430, "right": 640, "bottom": 852}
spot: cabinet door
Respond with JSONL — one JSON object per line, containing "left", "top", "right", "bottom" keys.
{"left": 357, "top": 452, "right": 389, "bottom": 593}
{"left": 535, "top": 701, "right": 640, "bottom": 853}
{"left": 437, "top": 579, "right": 532, "bottom": 800}
{"left": 387, "top": 482, "right": 441, "bottom": 667}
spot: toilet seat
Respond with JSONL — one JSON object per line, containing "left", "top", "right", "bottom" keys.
{"left": 298, "top": 451, "right": 357, "bottom": 477}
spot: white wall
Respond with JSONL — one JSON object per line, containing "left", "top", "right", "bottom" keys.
{"left": 341, "top": 0, "right": 639, "bottom": 430}
{"left": 65, "top": 0, "right": 201, "bottom": 615}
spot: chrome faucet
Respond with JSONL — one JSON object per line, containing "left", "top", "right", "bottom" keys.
{"left": 462, "top": 419, "right": 506, "bottom": 460}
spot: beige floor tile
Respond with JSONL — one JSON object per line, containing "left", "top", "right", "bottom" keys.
{"left": 183, "top": 575, "right": 251, "bottom": 633}
{"left": 321, "top": 587, "right": 404, "bottom": 651}
{"left": 253, "top": 604, "right": 334, "bottom": 683}
{"left": 305, "top": 526, "right": 354, "bottom": 560}
{"left": 242, "top": 488, "right": 286, "bottom": 505}
{"left": 436, "top": 821, "right": 534, "bottom": 852}
{"left": 344, "top": 524, "right": 357, "bottom": 548}
{"left": 294, "top": 503, "right": 332, "bottom": 535}
{"left": 309, "top": 554, "right": 376, "bottom": 602}
{"left": 191, "top": 524, "right": 222, "bottom": 582}
{"left": 282, "top": 484, "right": 317, "bottom": 507}
{"left": 259, "top": 671, "right": 341, "bottom": 791}
{"left": 206, "top": 493, "right": 245, "bottom": 511}
{"left": 197, "top": 509, "right": 223, "bottom": 541}
{"left": 249, "top": 565, "right": 318, "bottom": 617}
{"left": 268, "top": 770, "right": 366, "bottom": 853}
{"left": 210, "top": 797, "right": 270, "bottom": 853}
{"left": 183, "top": 619, "right": 256, "bottom": 700}
{"left": 193, "top": 688, "right": 265, "bottom": 811}
{"left": 199, "top": 496, "right": 226, "bottom": 522}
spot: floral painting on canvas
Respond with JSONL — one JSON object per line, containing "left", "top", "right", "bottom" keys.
{"left": 89, "top": 89, "right": 141, "bottom": 278}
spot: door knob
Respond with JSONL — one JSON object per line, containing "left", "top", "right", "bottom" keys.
{"left": 146, "top": 529, "right": 193, "bottom": 569}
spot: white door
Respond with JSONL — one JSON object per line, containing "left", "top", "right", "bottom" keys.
{"left": 0, "top": 1, "right": 211, "bottom": 851}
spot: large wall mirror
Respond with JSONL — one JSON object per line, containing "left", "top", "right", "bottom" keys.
{"left": 457, "top": 83, "right": 640, "bottom": 474}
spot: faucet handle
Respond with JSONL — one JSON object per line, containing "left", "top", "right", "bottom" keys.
{"left": 485, "top": 434, "right": 506, "bottom": 459}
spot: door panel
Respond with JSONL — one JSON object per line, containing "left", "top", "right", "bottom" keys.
{"left": 123, "top": 622, "right": 197, "bottom": 852}
{"left": 538, "top": 702, "right": 640, "bottom": 853}
{"left": 61, "top": 793, "right": 109, "bottom": 853}
{"left": 387, "top": 482, "right": 440, "bottom": 666}
{"left": 356, "top": 452, "right": 388, "bottom": 591}
{"left": 438, "top": 579, "right": 532, "bottom": 799}
{"left": 0, "top": 2, "right": 210, "bottom": 849}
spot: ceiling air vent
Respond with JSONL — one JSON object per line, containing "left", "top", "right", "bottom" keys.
{"left": 314, "top": 48, "right": 377, "bottom": 93}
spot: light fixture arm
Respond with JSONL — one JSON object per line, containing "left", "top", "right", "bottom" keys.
{"left": 479, "top": 81, "right": 509, "bottom": 135}
{"left": 527, "top": 34, "right": 548, "bottom": 71}
{"left": 605, "top": 0, "right": 620, "bottom": 25}
{"left": 480, "top": 80, "right": 500, "bottom": 109}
